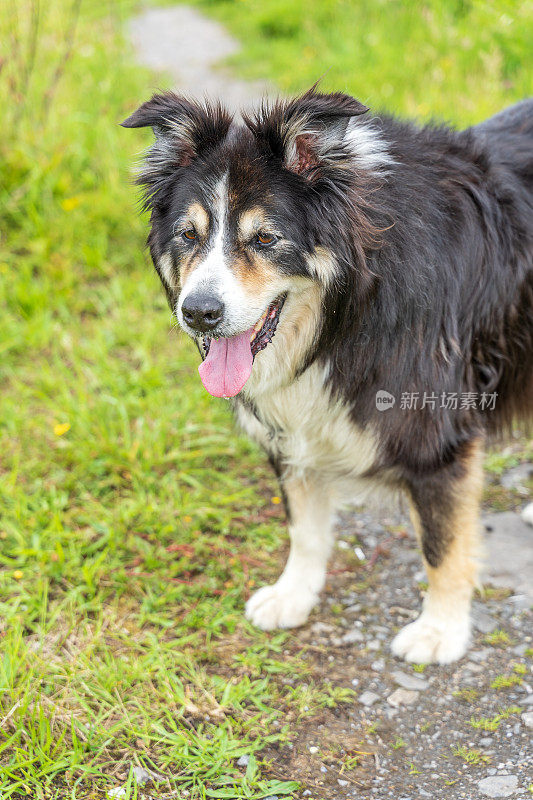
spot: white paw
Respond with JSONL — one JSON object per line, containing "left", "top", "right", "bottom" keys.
{"left": 245, "top": 582, "right": 318, "bottom": 630}
{"left": 391, "top": 611, "right": 470, "bottom": 665}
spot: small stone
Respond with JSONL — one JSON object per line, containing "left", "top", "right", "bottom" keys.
{"left": 237, "top": 755, "right": 249, "bottom": 767}
{"left": 387, "top": 688, "right": 418, "bottom": 707}
{"left": 473, "top": 610, "right": 499, "bottom": 634}
{"left": 341, "top": 628, "right": 364, "bottom": 644}
{"left": 359, "top": 690, "right": 380, "bottom": 707}
{"left": 311, "top": 622, "right": 335, "bottom": 634}
{"left": 320, "top": 765, "right": 327, "bottom": 773}
{"left": 338, "top": 779, "right": 349, "bottom": 787}
{"left": 132, "top": 766, "right": 154, "bottom": 785}
{"left": 521, "top": 711, "right": 533, "bottom": 728}
{"left": 478, "top": 775, "right": 519, "bottom": 797}
{"left": 308, "top": 746, "right": 319, "bottom": 754}
{"left": 372, "top": 659, "right": 385, "bottom": 672}
{"left": 469, "top": 648, "right": 492, "bottom": 663}
{"left": 480, "top": 737, "right": 494, "bottom": 746}
{"left": 107, "top": 790, "right": 127, "bottom": 800}
{"left": 303, "top": 792, "right": 312, "bottom": 797}
{"left": 509, "top": 597, "right": 531, "bottom": 613}
{"left": 464, "top": 661, "right": 484, "bottom": 673}
{"left": 344, "top": 603, "right": 362, "bottom": 614}
{"left": 419, "top": 791, "right": 431, "bottom": 798}
{"left": 391, "top": 670, "right": 428, "bottom": 690}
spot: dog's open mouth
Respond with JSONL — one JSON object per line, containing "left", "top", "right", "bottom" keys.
{"left": 198, "top": 294, "right": 287, "bottom": 398}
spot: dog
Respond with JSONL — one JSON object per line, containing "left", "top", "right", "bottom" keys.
{"left": 122, "top": 88, "right": 533, "bottom": 664}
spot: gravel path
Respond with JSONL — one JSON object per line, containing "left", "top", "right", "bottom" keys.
{"left": 128, "top": 8, "right": 532, "bottom": 797}
{"left": 129, "top": 5, "right": 270, "bottom": 113}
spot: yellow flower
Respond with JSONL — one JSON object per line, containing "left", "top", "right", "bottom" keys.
{"left": 13, "top": 570, "right": 23, "bottom": 580}
{"left": 61, "top": 196, "right": 81, "bottom": 211}
{"left": 183, "top": 515, "right": 192, "bottom": 524}
{"left": 271, "top": 496, "right": 281, "bottom": 505}
{"left": 53, "top": 422, "right": 71, "bottom": 436}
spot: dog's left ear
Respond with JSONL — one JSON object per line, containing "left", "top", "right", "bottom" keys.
{"left": 244, "top": 86, "right": 368, "bottom": 177}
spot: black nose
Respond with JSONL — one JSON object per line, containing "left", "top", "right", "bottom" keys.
{"left": 181, "top": 293, "right": 224, "bottom": 332}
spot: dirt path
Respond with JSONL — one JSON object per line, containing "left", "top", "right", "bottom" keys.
{"left": 128, "top": 9, "right": 532, "bottom": 797}
{"left": 129, "top": 5, "right": 270, "bottom": 113}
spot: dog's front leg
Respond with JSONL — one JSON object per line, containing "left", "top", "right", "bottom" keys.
{"left": 392, "top": 437, "right": 484, "bottom": 664}
{"left": 245, "top": 473, "right": 334, "bottom": 630}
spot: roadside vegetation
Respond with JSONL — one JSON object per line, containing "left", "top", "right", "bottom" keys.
{"left": 1, "top": 1, "right": 531, "bottom": 797}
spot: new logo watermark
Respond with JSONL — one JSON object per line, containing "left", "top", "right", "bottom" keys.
{"left": 375, "top": 390, "right": 396, "bottom": 411}
{"left": 375, "top": 390, "right": 498, "bottom": 412}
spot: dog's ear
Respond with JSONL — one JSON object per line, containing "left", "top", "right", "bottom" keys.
{"left": 121, "top": 93, "right": 232, "bottom": 208}
{"left": 244, "top": 86, "right": 368, "bottom": 178}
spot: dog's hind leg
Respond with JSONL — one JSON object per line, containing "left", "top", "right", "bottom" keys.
{"left": 391, "top": 438, "right": 484, "bottom": 664}
{"left": 245, "top": 473, "right": 334, "bottom": 630}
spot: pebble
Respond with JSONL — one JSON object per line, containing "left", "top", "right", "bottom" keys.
{"left": 340, "top": 628, "right": 364, "bottom": 644}
{"left": 107, "top": 790, "right": 127, "bottom": 799}
{"left": 338, "top": 779, "right": 349, "bottom": 786}
{"left": 469, "top": 648, "right": 492, "bottom": 663}
{"left": 344, "top": 603, "right": 362, "bottom": 614}
{"left": 237, "top": 755, "right": 249, "bottom": 767}
{"left": 310, "top": 622, "right": 335, "bottom": 635}
{"left": 359, "top": 690, "right": 380, "bottom": 707}
{"left": 372, "top": 659, "right": 385, "bottom": 672}
{"left": 464, "top": 661, "right": 484, "bottom": 673}
{"left": 308, "top": 746, "right": 319, "bottom": 754}
{"left": 387, "top": 688, "right": 418, "bottom": 707}
{"left": 132, "top": 766, "right": 163, "bottom": 784}
{"left": 478, "top": 775, "right": 519, "bottom": 797}
{"left": 391, "top": 670, "right": 429, "bottom": 690}
{"left": 521, "top": 711, "right": 533, "bottom": 728}
{"left": 473, "top": 610, "right": 499, "bottom": 634}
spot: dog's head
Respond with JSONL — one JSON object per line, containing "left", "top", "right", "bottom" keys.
{"left": 123, "top": 88, "right": 382, "bottom": 398}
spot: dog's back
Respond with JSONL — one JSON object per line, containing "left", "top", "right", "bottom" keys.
{"left": 468, "top": 101, "right": 533, "bottom": 433}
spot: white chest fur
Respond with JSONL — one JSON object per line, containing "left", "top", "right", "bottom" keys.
{"left": 236, "top": 363, "right": 382, "bottom": 500}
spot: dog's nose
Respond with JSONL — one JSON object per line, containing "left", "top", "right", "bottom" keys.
{"left": 181, "top": 293, "right": 224, "bottom": 332}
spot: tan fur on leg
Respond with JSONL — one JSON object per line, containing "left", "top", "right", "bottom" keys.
{"left": 392, "top": 439, "right": 484, "bottom": 664}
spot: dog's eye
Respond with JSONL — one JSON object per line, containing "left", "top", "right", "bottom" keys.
{"left": 182, "top": 228, "right": 197, "bottom": 242}
{"left": 255, "top": 232, "right": 277, "bottom": 247}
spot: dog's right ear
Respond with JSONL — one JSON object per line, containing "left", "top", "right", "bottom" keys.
{"left": 121, "top": 93, "right": 232, "bottom": 209}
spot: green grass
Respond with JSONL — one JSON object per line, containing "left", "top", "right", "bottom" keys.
{"left": 190, "top": 0, "right": 533, "bottom": 125}
{"left": 1, "top": 0, "right": 532, "bottom": 797}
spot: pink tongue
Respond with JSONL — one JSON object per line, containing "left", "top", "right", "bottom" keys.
{"left": 198, "top": 328, "right": 254, "bottom": 397}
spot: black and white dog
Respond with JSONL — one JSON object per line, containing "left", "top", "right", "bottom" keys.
{"left": 123, "top": 89, "right": 533, "bottom": 664}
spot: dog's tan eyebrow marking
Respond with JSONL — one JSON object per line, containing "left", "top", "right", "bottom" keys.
{"left": 184, "top": 203, "right": 209, "bottom": 236}
{"left": 237, "top": 207, "right": 270, "bottom": 240}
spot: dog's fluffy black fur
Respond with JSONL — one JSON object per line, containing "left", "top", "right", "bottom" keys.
{"left": 123, "top": 89, "right": 532, "bottom": 664}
